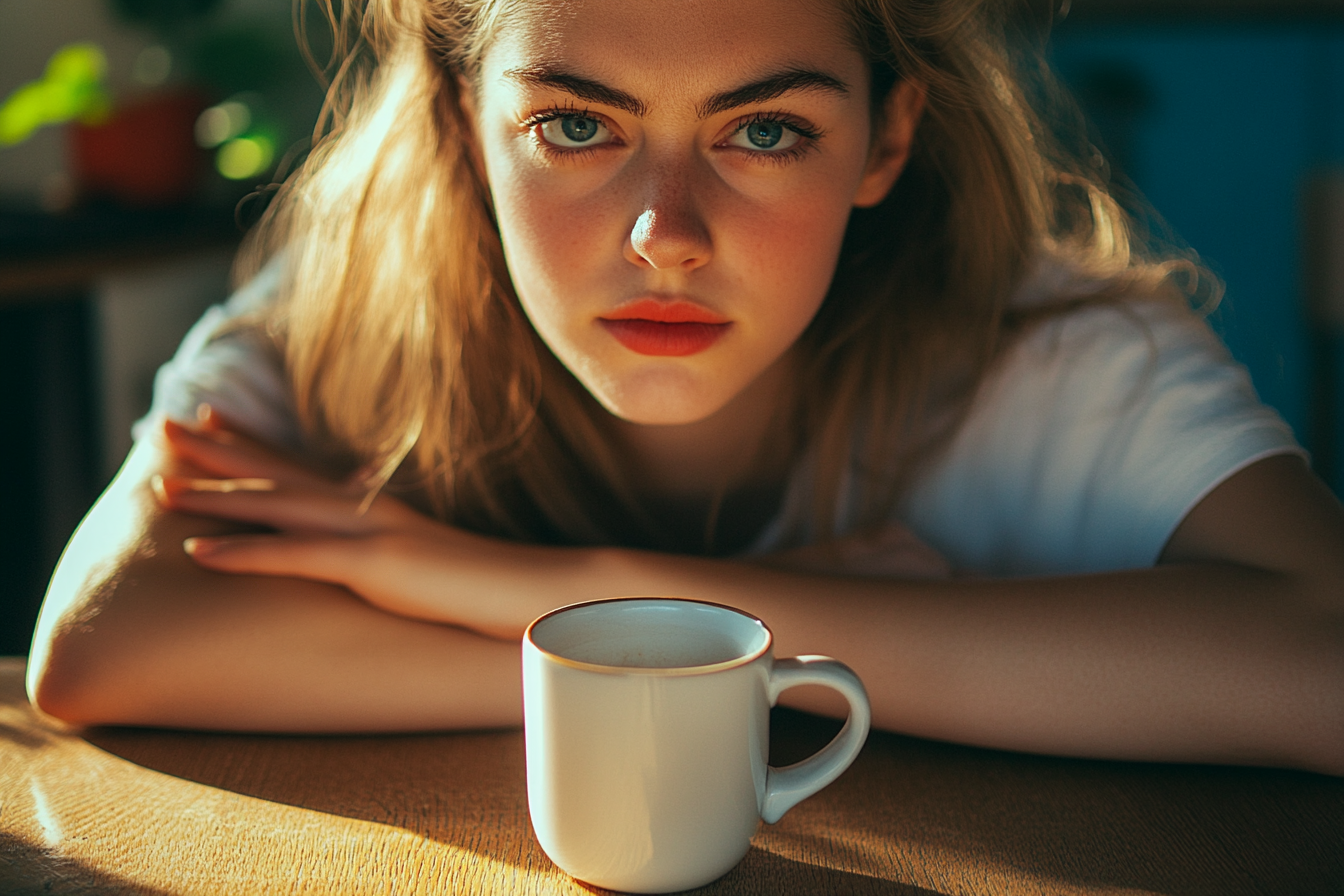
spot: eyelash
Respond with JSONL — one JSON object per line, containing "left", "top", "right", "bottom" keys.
{"left": 725, "top": 111, "right": 823, "bottom": 165}
{"left": 522, "top": 105, "right": 613, "bottom": 160}
{"left": 519, "top": 106, "right": 825, "bottom": 165}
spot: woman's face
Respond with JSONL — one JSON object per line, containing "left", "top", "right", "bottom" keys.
{"left": 471, "top": 0, "right": 912, "bottom": 425}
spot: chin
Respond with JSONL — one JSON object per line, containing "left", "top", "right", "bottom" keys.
{"left": 589, "top": 378, "right": 740, "bottom": 428}
{"left": 599, "top": 398, "right": 727, "bottom": 427}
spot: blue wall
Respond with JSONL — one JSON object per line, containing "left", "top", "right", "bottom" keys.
{"left": 1052, "top": 23, "right": 1344, "bottom": 494}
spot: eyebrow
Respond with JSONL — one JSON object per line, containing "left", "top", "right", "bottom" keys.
{"left": 503, "top": 66, "right": 650, "bottom": 116}
{"left": 501, "top": 65, "right": 850, "bottom": 120}
{"left": 698, "top": 68, "right": 850, "bottom": 118}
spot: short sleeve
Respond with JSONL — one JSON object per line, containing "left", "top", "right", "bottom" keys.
{"left": 899, "top": 300, "right": 1305, "bottom": 576}
{"left": 131, "top": 257, "right": 302, "bottom": 452}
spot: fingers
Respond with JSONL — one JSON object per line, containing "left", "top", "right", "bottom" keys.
{"left": 162, "top": 403, "right": 336, "bottom": 484}
{"left": 185, "top": 532, "right": 362, "bottom": 585}
{"left": 162, "top": 407, "right": 391, "bottom": 503}
{"left": 161, "top": 417, "right": 301, "bottom": 480}
{"left": 154, "top": 473, "right": 374, "bottom": 534}
{"left": 183, "top": 531, "right": 450, "bottom": 625}
{"left": 155, "top": 476, "right": 278, "bottom": 495}
{"left": 194, "top": 402, "right": 233, "bottom": 433}
{"left": 156, "top": 404, "right": 418, "bottom": 533}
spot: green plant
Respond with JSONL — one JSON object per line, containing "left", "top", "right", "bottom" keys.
{"left": 0, "top": 44, "right": 112, "bottom": 146}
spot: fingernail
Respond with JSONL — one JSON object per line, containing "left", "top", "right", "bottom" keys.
{"left": 183, "top": 537, "right": 213, "bottom": 557}
{"left": 164, "top": 417, "right": 218, "bottom": 444}
{"left": 156, "top": 475, "right": 276, "bottom": 496}
{"left": 163, "top": 417, "right": 193, "bottom": 436}
{"left": 196, "top": 403, "right": 213, "bottom": 423}
{"left": 185, "top": 477, "right": 277, "bottom": 493}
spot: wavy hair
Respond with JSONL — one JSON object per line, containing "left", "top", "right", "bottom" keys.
{"left": 237, "top": 0, "right": 1216, "bottom": 551}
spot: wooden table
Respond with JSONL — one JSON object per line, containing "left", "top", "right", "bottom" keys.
{"left": 2, "top": 657, "right": 1341, "bottom": 895}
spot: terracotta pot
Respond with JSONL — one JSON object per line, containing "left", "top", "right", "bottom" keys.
{"left": 71, "top": 91, "right": 208, "bottom": 206}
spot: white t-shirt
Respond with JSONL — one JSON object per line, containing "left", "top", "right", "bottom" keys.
{"left": 134, "top": 260, "right": 304, "bottom": 453}
{"left": 137, "top": 262, "right": 1303, "bottom": 577}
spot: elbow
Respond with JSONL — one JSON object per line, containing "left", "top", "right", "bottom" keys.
{"left": 1310, "top": 754, "right": 1344, "bottom": 779}
{"left": 26, "top": 632, "right": 123, "bottom": 727}
{"left": 1296, "top": 722, "right": 1344, "bottom": 779}
{"left": 27, "top": 668, "right": 92, "bottom": 727}
{"left": 1310, "top": 683, "right": 1344, "bottom": 778}
{"left": 26, "top": 593, "right": 154, "bottom": 728}
{"left": 26, "top": 585, "right": 93, "bottom": 724}
{"left": 1288, "top": 614, "right": 1344, "bottom": 777}
{"left": 28, "top": 648, "right": 162, "bottom": 729}
{"left": 26, "top": 535, "right": 168, "bottom": 728}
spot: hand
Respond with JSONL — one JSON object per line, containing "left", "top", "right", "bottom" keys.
{"left": 757, "top": 523, "right": 953, "bottom": 580}
{"left": 152, "top": 406, "right": 528, "bottom": 639}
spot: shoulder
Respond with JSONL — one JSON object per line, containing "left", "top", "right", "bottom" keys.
{"left": 901, "top": 262, "right": 1303, "bottom": 576}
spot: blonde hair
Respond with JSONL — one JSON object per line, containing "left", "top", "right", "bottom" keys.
{"left": 239, "top": 0, "right": 1215, "bottom": 551}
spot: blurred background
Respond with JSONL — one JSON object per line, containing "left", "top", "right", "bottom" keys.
{"left": 1, "top": 0, "right": 1342, "bottom": 656}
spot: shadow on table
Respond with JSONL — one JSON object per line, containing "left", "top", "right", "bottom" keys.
{"left": 84, "top": 710, "right": 1344, "bottom": 896}
{"left": 776, "top": 713, "right": 1344, "bottom": 896}
{"left": 0, "top": 832, "right": 174, "bottom": 896}
{"left": 695, "top": 847, "right": 941, "bottom": 896}
{"left": 553, "top": 850, "right": 940, "bottom": 896}
{"left": 568, "top": 847, "right": 942, "bottom": 896}
{"left": 0, "top": 717, "right": 54, "bottom": 750}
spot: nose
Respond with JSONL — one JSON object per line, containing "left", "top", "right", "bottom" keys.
{"left": 624, "top": 175, "right": 712, "bottom": 272}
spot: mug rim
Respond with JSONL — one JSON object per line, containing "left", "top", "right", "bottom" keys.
{"left": 524, "top": 596, "right": 774, "bottom": 676}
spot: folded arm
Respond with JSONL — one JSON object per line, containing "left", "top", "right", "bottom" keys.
{"left": 28, "top": 416, "right": 1344, "bottom": 774}
{"left": 26, "top": 428, "right": 522, "bottom": 733}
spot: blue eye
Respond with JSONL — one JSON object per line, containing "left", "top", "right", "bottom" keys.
{"left": 561, "top": 117, "right": 599, "bottom": 142}
{"left": 726, "top": 118, "right": 802, "bottom": 153}
{"left": 746, "top": 121, "right": 783, "bottom": 148}
{"left": 538, "top": 115, "right": 611, "bottom": 148}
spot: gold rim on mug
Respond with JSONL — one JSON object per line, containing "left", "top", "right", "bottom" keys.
{"left": 524, "top": 596, "right": 775, "bottom": 677}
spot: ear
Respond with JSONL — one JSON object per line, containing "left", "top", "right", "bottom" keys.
{"left": 852, "top": 79, "right": 927, "bottom": 209}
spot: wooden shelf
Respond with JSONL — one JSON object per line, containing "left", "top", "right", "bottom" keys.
{"left": 0, "top": 203, "right": 241, "bottom": 302}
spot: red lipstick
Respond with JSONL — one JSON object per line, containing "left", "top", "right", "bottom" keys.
{"left": 598, "top": 299, "right": 731, "bottom": 357}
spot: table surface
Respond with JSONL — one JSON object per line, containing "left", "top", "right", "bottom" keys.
{"left": 2, "top": 657, "right": 1342, "bottom": 895}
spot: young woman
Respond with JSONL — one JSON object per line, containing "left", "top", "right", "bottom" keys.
{"left": 27, "top": 0, "right": 1344, "bottom": 774}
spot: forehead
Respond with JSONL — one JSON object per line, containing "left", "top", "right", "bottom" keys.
{"left": 481, "top": 0, "right": 864, "bottom": 105}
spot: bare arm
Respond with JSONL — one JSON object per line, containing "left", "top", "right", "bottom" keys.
{"left": 29, "top": 417, "right": 1344, "bottom": 774}
{"left": 26, "top": 434, "right": 522, "bottom": 732}
{"left": 658, "top": 454, "right": 1344, "bottom": 774}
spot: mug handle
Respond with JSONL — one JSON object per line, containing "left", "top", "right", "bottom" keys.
{"left": 761, "top": 655, "right": 872, "bottom": 824}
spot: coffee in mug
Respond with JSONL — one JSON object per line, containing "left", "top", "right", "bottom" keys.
{"left": 522, "top": 597, "right": 870, "bottom": 893}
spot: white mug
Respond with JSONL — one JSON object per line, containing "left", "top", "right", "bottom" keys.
{"left": 522, "top": 597, "right": 871, "bottom": 894}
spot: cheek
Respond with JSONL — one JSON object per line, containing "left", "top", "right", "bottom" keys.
{"left": 726, "top": 183, "right": 854, "bottom": 323}
{"left": 494, "top": 176, "right": 579, "bottom": 282}
{"left": 490, "top": 166, "right": 623, "bottom": 308}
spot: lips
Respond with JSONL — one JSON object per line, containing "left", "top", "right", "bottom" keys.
{"left": 598, "top": 299, "right": 731, "bottom": 357}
